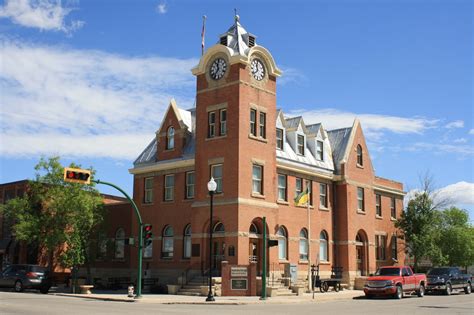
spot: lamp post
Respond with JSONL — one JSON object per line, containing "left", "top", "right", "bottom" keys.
{"left": 206, "top": 177, "right": 217, "bottom": 302}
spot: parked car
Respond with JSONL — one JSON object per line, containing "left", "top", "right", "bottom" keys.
{"left": 364, "top": 266, "right": 427, "bottom": 299}
{"left": 426, "top": 267, "right": 472, "bottom": 295}
{"left": 0, "top": 264, "right": 51, "bottom": 294}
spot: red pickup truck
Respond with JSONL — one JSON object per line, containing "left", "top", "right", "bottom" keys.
{"left": 364, "top": 266, "right": 427, "bottom": 299}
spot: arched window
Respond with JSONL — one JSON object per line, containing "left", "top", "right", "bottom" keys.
{"left": 356, "top": 145, "right": 363, "bottom": 166}
{"left": 319, "top": 230, "right": 328, "bottom": 262}
{"left": 277, "top": 226, "right": 287, "bottom": 260}
{"left": 97, "top": 232, "right": 107, "bottom": 259}
{"left": 249, "top": 223, "right": 259, "bottom": 235}
{"left": 213, "top": 222, "right": 225, "bottom": 233}
{"left": 299, "top": 228, "right": 308, "bottom": 261}
{"left": 183, "top": 224, "right": 191, "bottom": 259}
{"left": 114, "top": 228, "right": 125, "bottom": 259}
{"left": 162, "top": 225, "right": 174, "bottom": 258}
{"left": 166, "top": 126, "right": 175, "bottom": 150}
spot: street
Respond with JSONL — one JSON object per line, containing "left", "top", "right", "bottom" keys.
{"left": 0, "top": 291, "right": 473, "bottom": 315}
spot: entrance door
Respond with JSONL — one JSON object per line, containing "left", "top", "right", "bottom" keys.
{"left": 249, "top": 239, "right": 262, "bottom": 275}
{"left": 356, "top": 246, "right": 363, "bottom": 276}
{"left": 212, "top": 240, "right": 225, "bottom": 276}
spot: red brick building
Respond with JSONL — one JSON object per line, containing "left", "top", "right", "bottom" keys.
{"left": 108, "top": 16, "right": 406, "bottom": 289}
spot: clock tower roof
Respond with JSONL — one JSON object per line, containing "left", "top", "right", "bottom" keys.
{"left": 219, "top": 14, "right": 256, "bottom": 57}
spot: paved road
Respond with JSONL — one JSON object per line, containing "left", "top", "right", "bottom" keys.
{"left": 0, "top": 291, "right": 473, "bottom": 315}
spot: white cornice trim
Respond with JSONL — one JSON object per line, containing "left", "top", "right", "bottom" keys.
{"left": 129, "top": 159, "right": 195, "bottom": 175}
{"left": 276, "top": 159, "right": 334, "bottom": 180}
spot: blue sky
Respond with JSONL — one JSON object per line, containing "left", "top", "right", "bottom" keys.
{"left": 0, "top": 0, "right": 473, "bottom": 217}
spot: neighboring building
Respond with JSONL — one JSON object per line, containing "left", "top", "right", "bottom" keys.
{"left": 0, "top": 180, "right": 128, "bottom": 278}
{"left": 98, "top": 16, "right": 405, "bottom": 288}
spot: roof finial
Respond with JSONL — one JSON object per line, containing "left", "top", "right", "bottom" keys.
{"left": 234, "top": 8, "right": 239, "bottom": 22}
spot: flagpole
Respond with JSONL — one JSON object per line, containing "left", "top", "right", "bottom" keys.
{"left": 201, "top": 15, "right": 207, "bottom": 56}
{"left": 307, "top": 181, "right": 312, "bottom": 293}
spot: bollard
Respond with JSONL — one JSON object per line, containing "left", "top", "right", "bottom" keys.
{"left": 128, "top": 284, "right": 135, "bottom": 298}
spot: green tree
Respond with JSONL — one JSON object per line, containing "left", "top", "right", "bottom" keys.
{"left": 2, "top": 156, "right": 104, "bottom": 283}
{"left": 433, "top": 207, "right": 474, "bottom": 268}
{"left": 395, "top": 174, "right": 447, "bottom": 272}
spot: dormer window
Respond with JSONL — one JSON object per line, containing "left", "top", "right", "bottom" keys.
{"left": 316, "top": 140, "right": 324, "bottom": 161}
{"left": 297, "top": 134, "right": 305, "bottom": 155}
{"left": 276, "top": 128, "right": 284, "bottom": 150}
{"left": 166, "top": 127, "right": 175, "bottom": 150}
{"left": 357, "top": 144, "right": 363, "bottom": 166}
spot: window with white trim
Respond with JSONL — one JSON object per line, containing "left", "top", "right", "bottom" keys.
{"left": 376, "top": 194, "right": 382, "bottom": 217}
{"left": 320, "top": 183, "right": 328, "bottom": 208}
{"left": 144, "top": 177, "right": 153, "bottom": 204}
{"left": 185, "top": 171, "right": 195, "bottom": 199}
{"left": 297, "top": 134, "right": 305, "bottom": 155}
{"left": 162, "top": 226, "right": 174, "bottom": 258}
{"left": 277, "top": 226, "right": 287, "bottom": 260}
{"left": 316, "top": 140, "right": 324, "bottom": 161}
{"left": 166, "top": 126, "right": 175, "bottom": 150}
{"left": 211, "top": 164, "right": 223, "bottom": 193}
{"left": 376, "top": 235, "right": 386, "bottom": 260}
{"left": 208, "top": 111, "right": 216, "bottom": 138}
{"left": 320, "top": 230, "right": 329, "bottom": 262}
{"left": 220, "top": 109, "right": 227, "bottom": 136}
{"left": 391, "top": 197, "right": 396, "bottom": 219}
{"left": 115, "top": 228, "right": 125, "bottom": 259}
{"left": 357, "top": 145, "right": 363, "bottom": 166}
{"left": 252, "top": 164, "right": 263, "bottom": 195}
{"left": 276, "top": 128, "right": 284, "bottom": 150}
{"left": 295, "top": 177, "right": 303, "bottom": 199}
{"left": 183, "top": 225, "right": 192, "bottom": 259}
{"left": 299, "top": 228, "right": 308, "bottom": 261}
{"left": 250, "top": 109, "right": 257, "bottom": 136}
{"left": 277, "top": 174, "right": 287, "bottom": 201}
{"left": 259, "top": 112, "right": 266, "bottom": 139}
{"left": 357, "top": 187, "right": 365, "bottom": 212}
{"left": 164, "top": 174, "right": 174, "bottom": 201}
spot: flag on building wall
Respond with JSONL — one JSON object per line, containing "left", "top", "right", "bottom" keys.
{"left": 294, "top": 186, "right": 310, "bottom": 206}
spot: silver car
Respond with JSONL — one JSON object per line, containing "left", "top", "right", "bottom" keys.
{"left": 0, "top": 264, "right": 51, "bottom": 293}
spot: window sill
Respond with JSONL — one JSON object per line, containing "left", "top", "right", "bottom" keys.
{"left": 206, "top": 135, "right": 227, "bottom": 141}
{"left": 299, "top": 260, "right": 309, "bottom": 264}
{"left": 248, "top": 134, "right": 268, "bottom": 143}
{"left": 164, "top": 148, "right": 175, "bottom": 152}
{"left": 376, "top": 215, "right": 383, "bottom": 220}
{"left": 162, "top": 200, "right": 175, "bottom": 204}
{"left": 391, "top": 217, "right": 397, "bottom": 222}
{"left": 279, "top": 259, "right": 289, "bottom": 263}
{"left": 142, "top": 202, "right": 154, "bottom": 206}
{"left": 319, "top": 261, "right": 330, "bottom": 265}
{"left": 251, "top": 193, "right": 265, "bottom": 199}
{"left": 357, "top": 210, "right": 366, "bottom": 215}
{"left": 277, "top": 200, "right": 289, "bottom": 205}
{"left": 295, "top": 204, "right": 314, "bottom": 209}
{"left": 356, "top": 164, "right": 364, "bottom": 169}
{"left": 182, "top": 198, "right": 194, "bottom": 202}
{"left": 160, "top": 257, "right": 174, "bottom": 261}
{"left": 319, "top": 207, "right": 330, "bottom": 212}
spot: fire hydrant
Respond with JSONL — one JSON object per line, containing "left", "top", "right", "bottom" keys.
{"left": 127, "top": 284, "right": 134, "bottom": 298}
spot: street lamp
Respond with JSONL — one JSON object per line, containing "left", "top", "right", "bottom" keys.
{"left": 206, "top": 177, "right": 217, "bottom": 302}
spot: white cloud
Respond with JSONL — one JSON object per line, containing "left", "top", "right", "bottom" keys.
{"left": 287, "top": 108, "right": 438, "bottom": 135}
{"left": 156, "top": 2, "right": 167, "bottom": 14}
{"left": 0, "top": 38, "right": 197, "bottom": 159}
{"left": 407, "top": 142, "right": 474, "bottom": 156}
{"left": 469, "top": 129, "right": 474, "bottom": 135}
{"left": 278, "top": 66, "right": 307, "bottom": 86}
{"left": 404, "top": 182, "right": 474, "bottom": 208}
{"left": 454, "top": 138, "right": 467, "bottom": 144}
{"left": 445, "top": 120, "right": 464, "bottom": 129}
{"left": 0, "top": 0, "right": 84, "bottom": 33}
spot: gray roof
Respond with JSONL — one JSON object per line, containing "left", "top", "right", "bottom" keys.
{"left": 285, "top": 116, "right": 302, "bottom": 130}
{"left": 327, "top": 127, "right": 353, "bottom": 174}
{"left": 306, "top": 123, "right": 321, "bottom": 136}
{"left": 219, "top": 15, "right": 255, "bottom": 57}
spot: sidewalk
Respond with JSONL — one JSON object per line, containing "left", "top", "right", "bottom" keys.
{"left": 52, "top": 289, "right": 364, "bottom": 305}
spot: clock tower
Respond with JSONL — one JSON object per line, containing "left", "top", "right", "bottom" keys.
{"left": 191, "top": 15, "right": 282, "bottom": 267}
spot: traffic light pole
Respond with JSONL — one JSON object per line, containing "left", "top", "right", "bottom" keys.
{"left": 92, "top": 179, "right": 143, "bottom": 298}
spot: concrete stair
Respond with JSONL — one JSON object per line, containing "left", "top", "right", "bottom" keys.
{"left": 176, "top": 276, "right": 219, "bottom": 296}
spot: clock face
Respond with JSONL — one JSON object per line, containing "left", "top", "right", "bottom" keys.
{"left": 251, "top": 58, "right": 265, "bottom": 81}
{"left": 210, "top": 58, "right": 227, "bottom": 80}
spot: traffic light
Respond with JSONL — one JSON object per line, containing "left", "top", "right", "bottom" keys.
{"left": 143, "top": 224, "right": 153, "bottom": 247}
{"left": 63, "top": 167, "right": 91, "bottom": 184}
